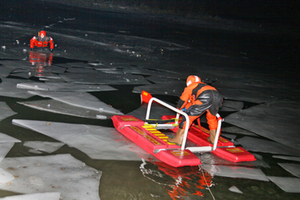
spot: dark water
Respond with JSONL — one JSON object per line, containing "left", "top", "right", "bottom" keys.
{"left": 0, "top": 0, "right": 299, "bottom": 199}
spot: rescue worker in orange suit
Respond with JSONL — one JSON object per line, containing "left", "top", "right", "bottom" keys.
{"left": 168, "top": 75, "right": 223, "bottom": 145}
{"left": 30, "top": 30, "right": 54, "bottom": 52}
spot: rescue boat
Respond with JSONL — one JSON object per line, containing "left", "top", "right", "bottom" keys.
{"left": 111, "top": 95, "right": 256, "bottom": 167}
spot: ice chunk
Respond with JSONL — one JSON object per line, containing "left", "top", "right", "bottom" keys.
{"left": 23, "top": 141, "right": 64, "bottom": 154}
{"left": 221, "top": 126, "right": 257, "bottom": 136}
{"left": 225, "top": 101, "right": 300, "bottom": 151}
{"left": 0, "top": 132, "right": 21, "bottom": 143}
{"left": 267, "top": 176, "right": 300, "bottom": 193}
{"left": 133, "top": 82, "right": 184, "bottom": 96}
{"left": 17, "top": 82, "right": 117, "bottom": 92}
{"left": 237, "top": 136, "right": 299, "bottom": 156}
{"left": 0, "top": 192, "right": 60, "bottom": 200}
{"left": 0, "top": 102, "right": 17, "bottom": 121}
{"left": 27, "top": 91, "right": 123, "bottom": 115}
{"left": 0, "top": 154, "right": 101, "bottom": 200}
{"left": 229, "top": 185, "right": 243, "bottom": 194}
{"left": 127, "top": 103, "right": 175, "bottom": 120}
{"left": 0, "top": 168, "right": 15, "bottom": 184}
{"left": 0, "top": 143, "right": 15, "bottom": 163}
{"left": 202, "top": 164, "right": 269, "bottom": 181}
{"left": 0, "top": 78, "right": 34, "bottom": 99}
{"left": 273, "top": 155, "right": 300, "bottom": 162}
{"left": 278, "top": 163, "right": 300, "bottom": 178}
{"left": 12, "top": 119, "right": 151, "bottom": 161}
{"left": 18, "top": 99, "right": 113, "bottom": 119}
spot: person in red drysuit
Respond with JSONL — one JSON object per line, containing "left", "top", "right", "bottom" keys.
{"left": 168, "top": 75, "right": 223, "bottom": 145}
{"left": 30, "top": 30, "right": 54, "bottom": 52}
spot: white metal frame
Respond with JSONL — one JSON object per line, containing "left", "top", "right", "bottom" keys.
{"left": 145, "top": 97, "right": 224, "bottom": 153}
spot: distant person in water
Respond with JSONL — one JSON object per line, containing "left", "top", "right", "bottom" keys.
{"left": 30, "top": 30, "right": 54, "bottom": 52}
{"left": 168, "top": 75, "right": 223, "bottom": 145}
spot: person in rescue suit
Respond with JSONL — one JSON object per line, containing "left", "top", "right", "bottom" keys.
{"left": 168, "top": 75, "right": 223, "bottom": 145}
{"left": 30, "top": 30, "right": 54, "bottom": 52}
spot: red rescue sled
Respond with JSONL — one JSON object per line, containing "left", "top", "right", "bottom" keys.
{"left": 111, "top": 96, "right": 256, "bottom": 167}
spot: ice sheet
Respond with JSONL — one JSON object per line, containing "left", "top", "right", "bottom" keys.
{"left": 267, "top": 176, "right": 300, "bottom": 193}
{"left": 273, "top": 155, "right": 300, "bottom": 162}
{"left": 0, "top": 168, "right": 15, "bottom": 184}
{"left": 0, "top": 192, "right": 60, "bottom": 200}
{"left": 59, "top": 72, "right": 150, "bottom": 85}
{"left": 278, "top": 163, "right": 300, "bottom": 178}
{"left": 27, "top": 91, "right": 123, "bottom": 115}
{"left": 0, "top": 154, "right": 101, "bottom": 200}
{"left": 221, "top": 126, "right": 257, "bottom": 136}
{"left": 202, "top": 164, "right": 269, "bottom": 181}
{"left": 0, "top": 78, "right": 34, "bottom": 99}
{"left": 18, "top": 99, "right": 111, "bottom": 119}
{"left": 0, "top": 143, "right": 15, "bottom": 163}
{"left": 225, "top": 101, "right": 300, "bottom": 151}
{"left": 133, "top": 82, "right": 184, "bottom": 96}
{"left": 229, "top": 185, "right": 243, "bottom": 194}
{"left": 17, "top": 82, "right": 117, "bottom": 92}
{"left": 12, "top": 119, "right": 151, "bottom": 161}
{"left": 237, "top": 136, "right": 299, "bottom": 156}
{"left": 23, "top": 141, "right": 64, "bottom": 154}
{"left": 219, "top": 100, "right": 244, "bottom": 112}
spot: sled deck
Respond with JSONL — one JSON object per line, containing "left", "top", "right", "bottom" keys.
{"left": 112, "top": 97, "right": 255, "bottom": 167}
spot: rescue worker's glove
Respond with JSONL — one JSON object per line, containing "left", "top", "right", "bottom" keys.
{"left": 181, "top": 107, "right": 187, "bottom": 112}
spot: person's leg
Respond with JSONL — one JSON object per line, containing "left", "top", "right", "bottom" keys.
{"left": 206, "top": 110, "right": 218, "bottom": 144}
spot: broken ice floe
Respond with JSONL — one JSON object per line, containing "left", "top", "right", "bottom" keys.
{"left": 133, "top": 82, "right": 184, "bottom": 96}
{"left": 12, "top": 119, "right": 151, "bottom": 161}
{"left": 219, "top": 100, "right": 244, "bottom": 112}
{"left": 0, "top": 133, "right": 21, "bottom": 163}
{"left": 18, "top": 99, "right": 109, "bottom": 119}
{"left": 0, "top": 102, "right": 17, "bottom": 121}
{"left": 229, "top": 185, "right": 243, "bottom": 194}
{"left": 221, "top": 126, "right": 257, "bottom": 136}
{"left": 16, "top": 82, "right": 117, "bottom": 92}
{"left": 237, "top": 136, "right": 299, "bottom": 156}
{"left": 0, "top": 78, "right": 35, "bottom": 99}
{"left": 0, "top": 168, "right": 15, "bottom": 184}
{"left": 27, "top": 91, "right": 123, "bottom": 115}
{"left": 23, "top": 141, "right": 64, "bottom": 154}
{"left": 272, "top": 155, "right": 300, "bottom": 162}
{"left": 0, "top": 154, "right": 101, "bottom": 200}
{"left": 225, "top": 101, "right": 300, "bottom": 151}
{"left": 267, "top": 176, "right": 300, "bottom": 193}
{"left": 0, "top": 192, "right": 60, "bottom": 200}
{"left": 199, "top": 153, "right": 270, "bottom": 168}
{"left": 59, "top": 72, "right": 150, "bottom": 85}
{"left": 202, "top": 164, "right": 269, "bottom": 181}
{"left": 278, "top": 163, "right": 300, "bottom": 178}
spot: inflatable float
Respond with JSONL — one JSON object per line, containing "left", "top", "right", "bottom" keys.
{"left": 111, "top": 94, "right": 256, "bottom": 167}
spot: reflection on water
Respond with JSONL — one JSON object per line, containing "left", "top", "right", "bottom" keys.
{"left": 29, "top": 51, "right": 53, "bottom": 77}
{"left": 140, "top": 159, "right": 214, "bottom": 199}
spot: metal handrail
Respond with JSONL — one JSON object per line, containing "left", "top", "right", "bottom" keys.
{"left": 145, "top": 97, "right": 223, "bottom": 152}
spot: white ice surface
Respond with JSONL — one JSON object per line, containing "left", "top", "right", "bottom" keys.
{"left": 0, "top": 154, "right": 101, "bottom": 200}
{"left": 267, "top": 176, "right": 300, "bottom": 193}
{"left": 0, "top": 192, "right": 60, "bottom": 200}
{"left": 27, "top": 91, "right": 123, "bottom": 115}
{"left": 0, "top": 143, "right": 15, "bottom": 163}
{"left": 0, "top": 168, "right": 15, "bottom": 184}
{"left": 237, "top": 136, "right": 299, "bottom": 156}
{"left": 12, "top": 119, "right": 151, "bottom": 161}
{"left": 202, "top": 164, "right": 269, "bottom": 181}
{"left": 273, "top": 155, "right": 300, "bottom": 162}
{"left": 229, "top": 185, "right": 243, "bottom": 194}
{"left": 18, "top": 99, "right": 110, "bottom": 119}
{"left": 0, "top": 78, "right": 34, "bottom": 98}
{"left": 278, "top": 163, "right": 300, "bottom": 178}
{"left": 17, "top": 82, "right": 117, "bottom": 92}
{"left": 225, "top": 101, "right": 300, "bottom": 151}
{"left": 0, "top": 102, "right": 17, "bottom": 121}
{"left": 59, "top": 72, "right": 150, "bottom": 85}
{"left": 23, "top": 141, "right": 64, "bottom": 154}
